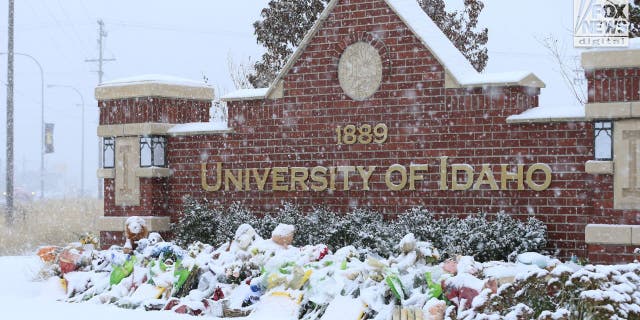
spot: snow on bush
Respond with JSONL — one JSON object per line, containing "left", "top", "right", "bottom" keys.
{"left": 36, "top": 223, "right": 640, "bottom": 320}
{"left": 461, "top": 263, "right": 640, "bottom": 319}
{"left": 172, "top": 199, "right": 547, "bottom": 262}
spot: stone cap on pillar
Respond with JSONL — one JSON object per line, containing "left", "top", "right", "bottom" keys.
{"left": 95, "top": 74, "right": 214, "bottom": 101}
{"left": 581, "top": 39, "right": 640, "bottom": 70}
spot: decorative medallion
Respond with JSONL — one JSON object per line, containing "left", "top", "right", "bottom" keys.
{"left": 338, "top": 42, "right": 383, "bottom": 101}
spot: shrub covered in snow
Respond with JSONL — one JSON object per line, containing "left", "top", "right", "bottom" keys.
{"left": 396, "top": 208, "right": 548, "bottom": 262}
{"left": 172, "top": 199, "right": 547, "bottom": 261}
{"left": 461, "top": 263, "right": 640, "bottom": 319}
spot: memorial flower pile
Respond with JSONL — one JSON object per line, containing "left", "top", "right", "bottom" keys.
{"left": 33, "top": 222, "right": 640, "bottom": 320}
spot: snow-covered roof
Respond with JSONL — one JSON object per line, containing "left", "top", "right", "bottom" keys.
{"left": 506, "top": 105, "right": 586, "bottom": 123}
{"left": 222, "top": 0, "right": 544, "bottom": 101}
{"left": 100, "top": 74, "right": 211, "bottom": 88}
{"left": 95, "top": 74, "right": 214, "bottom": 100}
{"left": 221, "top": 88, "right": 269, "bottom": 101}
{"left": 168, "top": 121, "right": 232, "bottom": 136}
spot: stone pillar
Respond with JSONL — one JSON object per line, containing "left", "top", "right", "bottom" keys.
{"left": 94, "top": 76, "right": 214, "bottom": 248}
{"left": 582, "top": 46, "right": 640, "bottom": 263}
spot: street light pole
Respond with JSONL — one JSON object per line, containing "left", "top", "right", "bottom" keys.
{"left": 0, "top": 51, "right": 46, "bottom": 200}
{"left": 48, "top": 85, "right": 85, "bottom": 197}
{"left": 5, "top": 0, "right": 15, "bottom": 224}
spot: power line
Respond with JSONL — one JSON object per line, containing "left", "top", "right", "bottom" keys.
{"left": 54, "top": 0, "right": 92, "bottom": 58}
{"left": 85, "top": 19, "right": 114, "bottom": 199}
{"left": 85, "top": 20, "right": 115, "bottom": 84}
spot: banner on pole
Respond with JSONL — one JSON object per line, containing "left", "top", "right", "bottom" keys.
{"left": 45, "top": 123, "right": 54, "bottom": 153}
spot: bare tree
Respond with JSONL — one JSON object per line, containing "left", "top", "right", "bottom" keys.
{"left": 539, "top": 35, "right": 587, "bottom": 106}
{"left": 227, "top": 54, "right": 256, "bottom": 90}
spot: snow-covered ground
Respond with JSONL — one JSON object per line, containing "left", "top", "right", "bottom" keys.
{"left": 0, "top": 256, "right": 195, "bottom": 320}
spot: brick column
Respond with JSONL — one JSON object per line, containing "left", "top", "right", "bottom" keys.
{"left": 94, "top": 76, "right": 214, "bottom": 248}
{"left": 582, "top": 47, "right": 640, "bottom": 263}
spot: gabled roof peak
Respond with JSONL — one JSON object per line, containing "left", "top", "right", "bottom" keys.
{"left": 223, "top": 0, "right": 544, "bottom": 101}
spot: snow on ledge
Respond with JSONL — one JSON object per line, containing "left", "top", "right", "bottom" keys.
{"left": 506, "top": 106, "right": 586, "bottom": 123}
{"left": 221, "top": 88, "right": 269, "bottom": 101}
{"left": 386, "top": 0, "right": 544, "bottom": 88}
{"left": 100, "top": 74, "right": 211, "bottom": 88}
{"left": 168, "top": 121, "right": 232, "bottom": 136}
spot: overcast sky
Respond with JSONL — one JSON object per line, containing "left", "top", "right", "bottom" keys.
{"left": 0, "top": 0, "right": 582, "bottom": 197}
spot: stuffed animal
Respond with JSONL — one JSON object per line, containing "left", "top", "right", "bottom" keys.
{"left": 123, "top": 216, "right": 149, "bottom": 254}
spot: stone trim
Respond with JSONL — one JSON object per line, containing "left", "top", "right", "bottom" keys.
{"left": 268, "top": 80, "right": 284, "bottom": 99}
{"left": 97, "top": 168, "right": 115, "bottom": 179}
{"left": 585, "top": 160, "right": 614, "bottom": 175}
{"left": 444, "top": 70, "right": 459, "bottom": 88}
{"left": 97, "top": 123, "right": 174, "bottom": 137}
{"left": 97, "top": 216, "right": 171, "bottom": 232}
{"left": 168, "top": 128, "right": 234, "bottom": 136}
{"left": 582, "top": 49, "right": 640, "bottom": 70}
{"left": 135, "top": 167, "right": 173, "bottom": 178}
{"left": 585, "top": 102, "right": 639, "bottom": 119}
{"left": 459, "top": 73, "right": 546, "bottom": 89}
{"left": 585, "top": 224, "right": 633, "bottom": 244}
{"left": 95, "top": 83, "right": 214, "bottom": 100}
{"left": 633, "top": 226, "right": 640, "bottom": 245}
{"left": 506, "top": 116, "right": 586, "bottom": 124}
{"left": 614, "top": 119, "right": 640, "bottom": 209}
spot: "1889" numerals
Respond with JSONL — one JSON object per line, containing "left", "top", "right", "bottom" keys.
{"left": 336, "top": 123, "right": 388, "bottom": 145}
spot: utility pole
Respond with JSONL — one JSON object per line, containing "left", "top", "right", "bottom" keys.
{"left": 5, "top": 0, "right": 15, "bottom": 224}
{"left": 85, "top": 19, "right": 115, "bottom": 199}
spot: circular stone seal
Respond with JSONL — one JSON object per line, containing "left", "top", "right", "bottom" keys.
{"left": 338, "top": 42, "right": 383, "bottom": 101}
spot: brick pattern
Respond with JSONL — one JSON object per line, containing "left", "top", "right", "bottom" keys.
{"left": 98, "top": 0, "right": 640, "bottom": 262}
{"left": 164, "top": 0, "right": 605, "bottom": 260}
{"left": 587, "top": 244, "right": 638, "bottom": 264}
{"left": 103, "top": 178, "right": 169, "bottom": 217}
{"left": 586, "top": 68, "right": 640, "bottom": 103}
{"left": 99, "top": 98, "right": 210, "bottom": 125}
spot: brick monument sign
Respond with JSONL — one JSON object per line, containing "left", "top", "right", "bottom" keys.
{"left": 95, "top": 0, "right": 640, "bottom": 263}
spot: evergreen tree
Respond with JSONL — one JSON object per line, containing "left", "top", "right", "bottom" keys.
{"left": 249, "top": 0, "right": 489, "bottom": 88}
{"left": 631, "top": 0, "right": 639, "bottom": 38}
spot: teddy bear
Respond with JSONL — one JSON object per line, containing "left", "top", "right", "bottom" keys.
{"left": 123, "top": 216, "right": 149, "bottom": 254}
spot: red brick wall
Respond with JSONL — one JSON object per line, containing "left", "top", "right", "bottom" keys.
{"left": 587, "top": 244, "right": 638, "bottom": 264}
{"left": 103, "top": 178, "right": 169, "bottom": 217}
{"left": 99, "top": 98, "right": 210, "bottom": 125}
{"left": 98, "top": 0, "right": 640, "bottom": 262}
{"left": 162, "top": 0, "right": 614, "bottom": 259}
{"left": 585, "top": 68, "right": 640, "bottom": 103}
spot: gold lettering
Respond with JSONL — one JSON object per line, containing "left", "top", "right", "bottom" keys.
{"left": 271, "top": 167, "right": 288, "bottom": 191}
{"left": 500, "top": 164, "right": 524, "bottom": 190}
{"left": 224, "top": 169, "right": 243, "bottom": 191}
{"left": 526, "top": 163, "right": 552, "bottom": 191}
{"left": 290, "top": 167, "right": 309, "bottom": 191}
{"left": 252, "top": 168, "right": 271, "bottom": 191}
{"left": 337, "top": 166, "right": 356, "bottom": 191}
{"left": 310, "top": 167, "right": 328, "bottom": 191}
{"left": 329, "top": 167, "right": 336, "bottom": 191}
{"left": 356, "top": 166, "right": 376, "bottom": 191}
{"left": 439, "top": 156, "right": 448, "bottom": 190}
{"left": 409, "top": 165, "right": 428, "bottom": 191}
{"left": 473, "top": 164, "right": 499, "bottom": 190}
{"left": 451, "top": 164, "right": 473, "bottom": 191}
{"left": 385, "top": 165, "right": 407, "bottom": 191}
{"left": 244, "top": 168, "right": 251, "bottom": 190}
{"left": 201, "top": 162, "right": 222, "bottom": 192}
